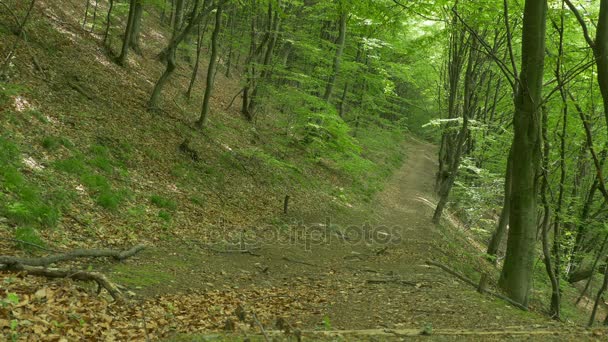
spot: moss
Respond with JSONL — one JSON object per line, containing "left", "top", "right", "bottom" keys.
{"left": 110, "top": 263, "right": 173, "bottom": 288}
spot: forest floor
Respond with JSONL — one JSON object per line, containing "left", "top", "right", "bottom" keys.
{"left": 1, "top": 1, "right": 607, "bottom": 340}
{"left": 99, "top": 137, "right": 605, "bottom": 341}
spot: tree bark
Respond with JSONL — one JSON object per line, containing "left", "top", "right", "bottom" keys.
{"left": 498, "top": 0, "right": 547, "bottom": 307}
{"left": 129, "top": 0, "right": 144, "bottom": 54}
{"left": 117, "top": 0, "right": 138, "bottom": 66}
{"left": 540, "top": 106, "right": 560, "bottom": 319}
{"left": 323, "top": 9, "right": 347, "bottom": 102}
{"left": 486, "top": 147, "right": 513, "bottom": 262}
{"left": 196, "top": 1, "right": 224, "bottom": 128}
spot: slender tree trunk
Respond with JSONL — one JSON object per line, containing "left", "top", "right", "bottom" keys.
{"left": 323, "top": 10, "right": 347, "bottom": 102}
{"left": 186, "top": 21, "right": 204, "bottom": 100}
{"left": 196, "top": 1, "right": 223, "bottom": 128}
{"left": 248, "top": 0, "right": 281, "bottom": 115}
{"left": 103, "top": 0, "right": 114, "bottom": 45}
{"left": 433, "top": 37, "right": 479, "bottom": 224}
{"left": 148, "top": 0, "right": 186, "bottom": 108}
{"left": 129, "top": 0, "right": 144, "bottom": 54}
{"left": 576, "top": 234, "right": 608, "bottom": 305}
{"left": 589, "top": 256, "right": 608, "bottom": 327}
{"left": 83, "top": 0, "right": 91, "bottom": 29}
{"left": 91, "top": 0, "right": 99, "bottom": 32}
{"left": 149, "top": 0, "right": 219, "bottom": 110}
{"left": 540, "top": 106, "right": 560, "bottom": 319}
{"left": 117, "top": 0, "right": 137, "bottom": 66}
{"left": 486, "top": 147, "right": 513, "bottom": 262}
{"left": 499, "top": 0, "right": 548, "bottom": 307}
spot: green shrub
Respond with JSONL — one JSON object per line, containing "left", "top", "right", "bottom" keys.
{"left": 150, "top": 195, "right": 177, "bottom": 210}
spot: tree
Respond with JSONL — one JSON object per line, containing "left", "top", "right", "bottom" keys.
{"left": 196, "top": 1, "right": 224, "bottom": 128}
{"left": 499, "top": 0, "right": 548, "bottom": 307}
{"left": 323, "top": 5, "right": 347, "bottom": 102}
{"left": 117, "top": 0, "right": 140, "bottom": 66}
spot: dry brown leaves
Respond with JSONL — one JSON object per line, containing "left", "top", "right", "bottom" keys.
{"left": 1, "top": 272, "right": 332, "bottom": 340}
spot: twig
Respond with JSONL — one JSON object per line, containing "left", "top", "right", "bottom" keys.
{"left": 206, "top": 246, "right": 261, "bottom": 257}
{"left": 252, "top": 311, "right": 270, "bottom": 342}
{"left": 9, "top": 238, "right": 59, "bottom": 253}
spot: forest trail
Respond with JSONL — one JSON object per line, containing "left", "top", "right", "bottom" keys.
{"left": 110, "top": 137, "right": 599, "bottom": 340}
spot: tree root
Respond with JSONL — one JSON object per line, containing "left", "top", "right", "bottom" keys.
{"left": 0, "top": 245, "right": 146, "bottom": 301}
{"left": 425, "top": 260, "right": 528, "bottom": 311}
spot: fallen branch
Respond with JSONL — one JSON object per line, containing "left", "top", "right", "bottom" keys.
{"left": 281, "top": 257, "right": 317, "bottom": 267}
{"left": 425, "top": 260, "right": 528, "bottom": 311}
{"left": 204, "top": 245, "right": 261, "bottom": 257}
{"left": 0, "top": 263, "right": 123, "bottom": 300}
{"left": 0, "top": 244, "right": 146, "bottom": 267}
{"left": 0, "top": 245, "right": 146, "bottom": 301}
{"left": 366, "top": 278, "right": 418, "bottom": 287}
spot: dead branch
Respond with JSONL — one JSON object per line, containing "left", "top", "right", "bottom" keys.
{"left": 204, "top": 245, "right": 261, "bottom": 257}
{"left": 252, "top": 311, "right": 270, "bottom": 342}
{"left": 281, "top": 257, "right": 317, "bottom": 267}
{"left": 425, "top": 260, "right": 528, "bottom": 311}
{"left": 0, "top": 244, "right": 146, "bottom": 267}
{"left": 0, "top": 263, "right": 123, "bottom": 300}
{"left": 366, "top": 278, "right": 418, "bottom": 287}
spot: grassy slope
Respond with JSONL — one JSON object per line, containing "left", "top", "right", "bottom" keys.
{"left": 0, "top": 0, "right": 405, "bottom": 251}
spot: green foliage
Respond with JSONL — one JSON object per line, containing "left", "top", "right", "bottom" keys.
{"left": 53, "top": 145, "right": 130, "bottom": 211}
{"left": 0, "top": 293, "right": 19, "bottom": 308}
{"left": 13, "top": 226, "right": 45, "bottom": 250}
{"left": 0, "top": 83, "right": 26, "bottom": 106}
{"left": 158, "top": 210, "right": 172, "bottom": 222}
{"left": 0, "top": 137, "right": 66, "bottom": 231}
{"left": 150, "top": 195, "right": 177, "bottom": 210}
{"left": 53, "top": 156, "right": 87, "bottom": 174}
{"left": 41, "top": 135, "right": 73, "bottom": 150}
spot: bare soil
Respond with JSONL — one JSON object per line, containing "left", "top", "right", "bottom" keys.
{"left": 108, "top": 137, "right": 605, "bottom": 340}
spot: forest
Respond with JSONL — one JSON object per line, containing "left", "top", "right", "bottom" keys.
{"left": 2, "top": 0, "right": 608, "bottom": 340}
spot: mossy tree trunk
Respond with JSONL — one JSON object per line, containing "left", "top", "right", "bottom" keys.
{"left": 323, "top": 9, "right": 347, "bottom": 103}
{"left": 498, "top": 0, "right": 547, "bottom": 307}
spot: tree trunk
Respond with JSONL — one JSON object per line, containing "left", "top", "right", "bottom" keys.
{"left": 323, "top": 10, "right": 347, "bottom": 102}
{"left": 186, "top": 21, "right": 205, "bottom": 100}
{"left": 499, "top": 0, "right": 548, "bottom": 307}
{"left": 117, "top": 0, "right": 138, "bottom": 66}
{"left": 486, "top": 147, "right": 513, "bottom": 262}
{"left": 129, "top": 0, "right": 144, "bottom": 54}
{"left": 540, "top": 106, "right": 560, "bottom": 319}
{"left": 196, "top": 1, "right": 223, "bottom": 128}
{"left": 149, "top": 0, "right": 219, "bottom": 110}
{"left": 103, "top": 0, "right": 114, "bottom": 45}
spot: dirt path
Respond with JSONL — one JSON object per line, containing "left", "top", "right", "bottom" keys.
{"left": 110, "top": 137, "right": 602, "bottom": 340}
